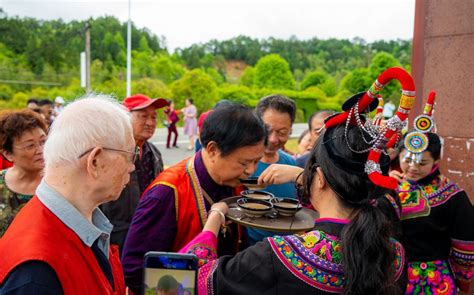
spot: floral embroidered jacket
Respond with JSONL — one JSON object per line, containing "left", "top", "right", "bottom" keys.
{"left": 180, "top": 219, "right": 407, "bottom": 295}
{"left": 397, "top": 169, "right": 474, "bottom": 293}
{"left": 0, "top": 169, "right": 33, "bottom": 237}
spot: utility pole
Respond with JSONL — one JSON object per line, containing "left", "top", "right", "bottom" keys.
{"left": 85, "top": 21, "right": 92, "bottom": 93}
{"left": 126, "top": 0, "right": 132, "bottom": 96}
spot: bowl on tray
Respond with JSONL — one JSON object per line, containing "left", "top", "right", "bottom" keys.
{"left": 240, "top": 190, "right": 274, "bottom": 201}
{"left": 237, "top": 198, "right": 273, "bottom": 218}
{"left": 239, "top": 177, "right": 266, "bottom": 190}
{"left": 270, "top": 198, "right": 302, "bottom": 217}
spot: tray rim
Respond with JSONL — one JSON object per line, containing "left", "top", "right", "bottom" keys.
{"left": 222, "top": 196, "right": 318, "bottom": 233}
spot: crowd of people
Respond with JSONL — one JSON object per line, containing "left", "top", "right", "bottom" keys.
{"left": 0, "top": 70, "right": 473, "bottom": 295}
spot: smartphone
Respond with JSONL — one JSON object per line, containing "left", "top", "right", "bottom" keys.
{"left": 143, "top": 252, "right": 198, "bottom": 295}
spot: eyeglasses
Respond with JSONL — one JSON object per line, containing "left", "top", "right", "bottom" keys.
{"left": 14, "top": 139, "right": 46, "bottom": 152}
{"left": 78, "top": 146, "right": 141, "bottom": 163}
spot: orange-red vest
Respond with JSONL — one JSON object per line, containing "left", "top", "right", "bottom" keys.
{"left": 0, "top": 196, "right": 126, "bottom": 295}
{"left": 144, "top": 156, "right": 241, "bottom": 252}
{"left": 145, "top": 157, "right": 205, "bottom": 251}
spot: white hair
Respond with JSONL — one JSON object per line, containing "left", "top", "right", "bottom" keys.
{"left": 43, "top": 94, "right": 132, "bottom": 168}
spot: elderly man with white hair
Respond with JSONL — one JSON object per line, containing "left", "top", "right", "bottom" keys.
{"left": 0, "top": 95, "right": 135, "bottom": 294}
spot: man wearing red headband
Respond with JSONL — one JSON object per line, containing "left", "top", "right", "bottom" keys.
{"left": 101, "top": 94, "right": 167, "bottom": 253}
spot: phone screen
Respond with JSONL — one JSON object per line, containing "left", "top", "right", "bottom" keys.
{"left": 143, "top": 252, "right": 197, "bottom": 295}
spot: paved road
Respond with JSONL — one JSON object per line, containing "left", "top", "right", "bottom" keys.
{"left": 150, "top": 123, "right": 308, "bottom": 166}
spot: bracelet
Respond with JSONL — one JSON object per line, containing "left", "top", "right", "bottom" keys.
{"left": 209, "top": 208, "right": 225, "bottom": 224}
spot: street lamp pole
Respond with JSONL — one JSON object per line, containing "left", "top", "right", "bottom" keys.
{"left": 126, "top": 0, "right": 132, "bottom": 96}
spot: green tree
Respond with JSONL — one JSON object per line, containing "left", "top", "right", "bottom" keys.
{"left": 239, "top": 66, "right": 255, "bottom": 87}
{"left": 133, "top": 77, "right": 172, "bottom": 98}
{"left": 340, "top": 68, "right": 373, "bottom": 94}
{"left": 300, "top": 70, "right": 328, "bottom": 90}
{"left": 254, "top": 54, "right": 295, "bottom": 90}
{"left": 139, "top": 35, "right": 152, "bottom": 53}
{"left": 170, "top": 69, "right": 218, "bottom": 111}
{"left": 369, "top": 52, "right": 402, "bottom": 101}
{"left": 151, "top": 54, "right": 186, "bottom": 84}
{"left": 206, "top": 67, "right": 225, "bottom": 85}
{"left": 218, "top": 84, "right": 256, "bottom": 106}
{"left": 320, "top": 77, "right": 338, "bottom": 97}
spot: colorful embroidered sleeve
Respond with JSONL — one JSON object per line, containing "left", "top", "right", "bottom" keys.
{"left": 179, "top": 238, "right": 278, "bottom": 294}
{"left": 179, "top": 230, "right": 218, "bottom": 265}
{"left": 178, "top": 230, "right": 219, "bottom": 295}
{"left": 449, "top": 239, "right": 474, "bottom": 292}
{"left": 447, "top": 191, "right": 474, "bottom": 292}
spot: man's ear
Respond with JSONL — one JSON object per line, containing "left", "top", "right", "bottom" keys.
{"left": 205, "top": 141, "right": 219, "bottom": 162}
{"left": 86, "top": 147, "right": 102, "bottom": 178}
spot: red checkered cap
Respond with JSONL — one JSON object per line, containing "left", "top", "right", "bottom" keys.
{"left": 122, "top": 94, "right": 169, "bottom": 111}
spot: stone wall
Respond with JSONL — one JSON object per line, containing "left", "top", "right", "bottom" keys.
{"left": 412, "top": 0, "right": 474, "bottom": 202}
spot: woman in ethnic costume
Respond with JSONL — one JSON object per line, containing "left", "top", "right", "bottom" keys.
{"left": 0, "top": 109, "right": 47, "bottom": 237}
{"left": 179, "top": 68, "right": 417, "bottom": 295}
{"left": 390, "top": 92, "right": 474, "bottom": 294}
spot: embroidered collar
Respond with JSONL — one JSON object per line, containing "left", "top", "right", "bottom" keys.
{"left": 313, "top": 218, "right": 349, "bottom": 237}
{"left": 398, "top": 171, "right": 463, "bottom": 220}
{"left": 268, "top": 228, "right": 405, "bottom": 292}
{"left": 186, "top": 151, "right": 234, "bottom": 227}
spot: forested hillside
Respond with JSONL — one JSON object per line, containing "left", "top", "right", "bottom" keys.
{"left": 0, "top": 10, "right": 411, "bottom": 120}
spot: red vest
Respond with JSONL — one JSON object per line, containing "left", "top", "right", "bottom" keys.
{"left": 0, "top": 157, "right": 12, "bottom": 170}
{"left": 0, "top": 196, "right": 126, "bottom": 295}
{"left": 144, "top": 156, "right": 241, "bottom": 252}
{"left": 145, "top": 157, "right": 205, "bottom": 251}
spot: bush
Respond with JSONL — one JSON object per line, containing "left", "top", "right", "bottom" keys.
{"left": 369, "top": 52, "right": 402, "bottom": 103}
{"left": 295, "top": 109, "right": 305, "bottom": 123}
{"left": 300, "top": 70, "right": 328, "bottom": 90}
{"left": 206, "top": 67, "right": 225, "bottom": 85}
{"left": 239, "top": 66, "right": 255, "bottom": 87}
{"left": 133, "top": 78, "right": 172, "bottom": 99}
{"left": 217, "top": 84, "right": 256, "bottom": 106}
{"left": 254, "top": 54, "right": 295, "bottom": 90}
{"left": 341, "top": 68, "right": 373, "bottom": 94}
{"left": 170, "top": 69, "right": 219, "bottom": 111}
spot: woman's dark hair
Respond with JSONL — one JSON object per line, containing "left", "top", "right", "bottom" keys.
{"left": 302, "top": 124, "right": 402, "bottom": 295}
{"left": 27, "top": 98, "right": 39, "bottom": 105}
{"left": 0, "top": 109, "right": 48, "bottom": 154}
{"left": 398, "top": 131, "right": 442, "bottom": 160}
{"left": 186, "top": 98, "right": 193, "bottom": 104}
{"left": 38, "top": 99, "right": 53, "bottom": 106}
{"left": 156, "top": 275, "right": 179, "bottom": 291}
{"left": 255, "top": 94, "right": 296, "bottom": 123}
{"left": 200, "top": 104, "right": 267, "bottom": 157}
{"left": 297, "top": 129, "right": 309, "bottom": 144}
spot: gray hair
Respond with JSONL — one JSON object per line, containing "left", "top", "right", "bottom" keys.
{"left": 43, "top": 94, "right": 132, "bottom": 168}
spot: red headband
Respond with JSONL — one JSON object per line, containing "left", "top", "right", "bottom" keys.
{"left": 324, "top": 67, "right": 416, "bottom": 189}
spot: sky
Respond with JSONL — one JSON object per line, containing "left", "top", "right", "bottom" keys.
{"left": 1, "top": 0, "right": 416, "bottom": 51}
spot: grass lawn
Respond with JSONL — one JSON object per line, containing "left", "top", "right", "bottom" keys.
{"left": 285, "top": 138, "right": 299, "bottom": 154}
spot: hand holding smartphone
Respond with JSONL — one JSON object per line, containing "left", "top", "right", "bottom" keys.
{"left": 143, "top": 252, "right": 198, "bottom": 295}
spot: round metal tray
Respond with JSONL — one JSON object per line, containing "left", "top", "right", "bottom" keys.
{"left": 222, "top": 196, "right": 319, "bottom": 233}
